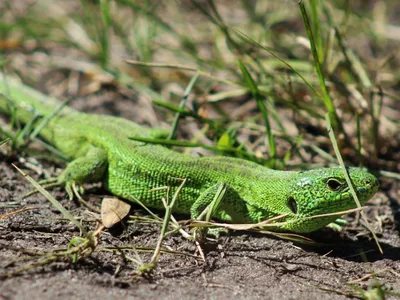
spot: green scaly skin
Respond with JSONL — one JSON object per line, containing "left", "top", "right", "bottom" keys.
{"left": 0, "top": 78, "right": 379, "bottom": 233}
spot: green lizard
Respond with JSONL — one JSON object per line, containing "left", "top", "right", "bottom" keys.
{"left": 0, "top": 77, "right": 378, "bottom": 233}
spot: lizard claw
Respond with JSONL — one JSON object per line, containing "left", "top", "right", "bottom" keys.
{"left": 326, "top": 218, "right": 348, "bottom": 232}
{"left": 69, "top": 181, "right": 86, "bottom": 201}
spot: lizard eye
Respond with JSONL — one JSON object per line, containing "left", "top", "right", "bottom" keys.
{"left": 287, "top": 197, "right": 298, "bottom": 214}
{"left": 327, "top": 179, "right": 342, "bottom": 191}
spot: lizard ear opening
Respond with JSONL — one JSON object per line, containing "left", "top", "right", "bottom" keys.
{"left": 287, "top": 197, "right": 298, "bottom": 214}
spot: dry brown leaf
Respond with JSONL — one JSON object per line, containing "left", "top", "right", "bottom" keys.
{"left": 101, "top": 197, "right": 131, "bottom": 228}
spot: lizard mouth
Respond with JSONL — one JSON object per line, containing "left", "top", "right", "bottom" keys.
{"left": 356, "top": 175, "right": 379, "bottom": 200}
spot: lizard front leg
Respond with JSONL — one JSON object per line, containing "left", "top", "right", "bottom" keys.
{"left": 190, "top": 182, "right": 247, "bottom": 237}
{"left": 57, "top": 146, "right": 108, "bottom": 199}
{"left": 190, "top": 182, "right": 227, "bottom": 221}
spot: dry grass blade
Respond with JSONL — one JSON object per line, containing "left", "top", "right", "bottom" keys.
{"left": 0, "top": 138, "right": 10, "bottom": 147}
{"left": 0, "top": 206, "right": 37, "bottom": 220}
{"left": 12, "top": 164, "right": 84, "bottom": 234}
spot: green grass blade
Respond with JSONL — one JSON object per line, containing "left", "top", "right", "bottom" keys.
{"left": 167, "top": 72, "right": 200, "bottom": 140}
{"left": 238, "top": 60, "right": 276, "bottom": 165}
{"left": 298, "top": 1, "right": 336, "bottom": 124}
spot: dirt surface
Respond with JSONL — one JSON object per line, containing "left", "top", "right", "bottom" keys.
{"left": 1, "top": 1, "right": 400, "bottom": 299}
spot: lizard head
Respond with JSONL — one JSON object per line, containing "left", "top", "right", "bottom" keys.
{"left": 281, "top": 167, "right": 378, "bottom": 233}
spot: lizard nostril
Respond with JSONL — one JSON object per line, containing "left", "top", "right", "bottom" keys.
{"left": 365, "top": 179, "right": 371, "bottom": 185}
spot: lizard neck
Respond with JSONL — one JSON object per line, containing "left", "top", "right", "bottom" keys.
{"left": 194, "top": 156, "right": 297, "bottom": 212}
